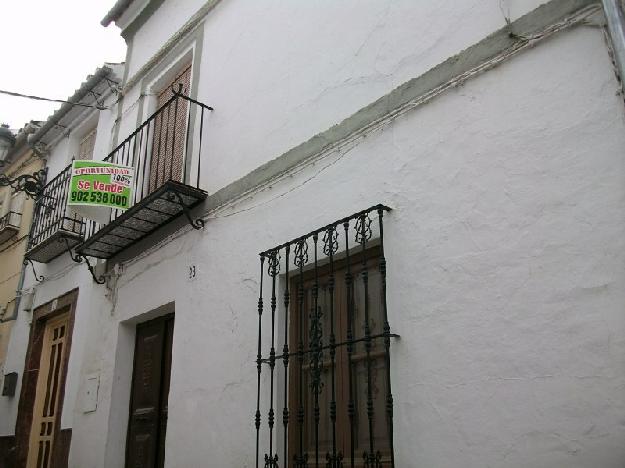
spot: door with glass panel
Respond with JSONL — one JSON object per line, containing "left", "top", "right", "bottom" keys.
{"left": 26, "top": 312, "right": 70, "bottom": 468}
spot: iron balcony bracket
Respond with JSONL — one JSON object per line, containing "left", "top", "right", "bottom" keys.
{"left": 166, "top": 190, "right": 205, "bottom": 230}
{"left": 23, "top": 258, "right": 44, "bottom": 283}
{"left": 82, "top": 255, "right": 106, "bottom": 285}
{"left": 62, "top": 238, "right": 106, "bottom": 284}
{"left": 63, "top": 237, "right": 84, "bottom": 264}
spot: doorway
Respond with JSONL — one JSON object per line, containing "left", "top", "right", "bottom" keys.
{"left": 125, "top": 314, "right": 174, "bottom": 468}
{"left": 26, "top": 312, "right": 70, "bottom": 468}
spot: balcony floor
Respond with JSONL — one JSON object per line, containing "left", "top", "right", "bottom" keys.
{"left": 26, "top": 229, "right": 83, "bottom": 264}
{"left": 76, "top": 180, "right": 207, "bottom": 259}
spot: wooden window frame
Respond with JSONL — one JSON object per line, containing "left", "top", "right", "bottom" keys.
{"left": 287, "top": 246, "right": 392, "bottom": 467}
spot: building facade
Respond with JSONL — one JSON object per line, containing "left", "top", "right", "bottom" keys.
{"left": 1, "top": 0, "right": 625, "bottom": 467}
{"left": 0, "top": 123, "right": 45, "bottom": 388}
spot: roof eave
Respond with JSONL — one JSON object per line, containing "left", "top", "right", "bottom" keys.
{"left": 101, "top": 0, "right": 134, "bottom": 27}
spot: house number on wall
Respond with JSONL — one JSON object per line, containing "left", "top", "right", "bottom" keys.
{"left": 188, "top": 265, "right": 197, "bottom": 281}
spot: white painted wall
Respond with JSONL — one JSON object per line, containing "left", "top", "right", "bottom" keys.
{"left": 3, "top": 2, "right": 625, "bottom": 468}
{"left": 72, "top": 24, "right": 625, "bottom": 468}
{"left": 125, "top": 0, "right": 547, "bottom": 194}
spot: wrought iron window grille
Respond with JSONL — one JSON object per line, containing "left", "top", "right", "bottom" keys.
{"left": 254, "top": 204, "right": 398, "bottom": 468}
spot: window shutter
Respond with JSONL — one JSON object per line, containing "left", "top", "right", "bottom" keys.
{"left": 77, "top": 128, "right": 97, "bottom": 160}
{"left": 9, "top": 192, "right": 25, "bottom": 226}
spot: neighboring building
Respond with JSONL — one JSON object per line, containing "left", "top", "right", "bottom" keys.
{"left": 2, "top": 0, "right": 625, "bottom": 467}
{"left": 0, "top": 122, "right": 44, "bottom": 383}
{"left": 0, "top": 65, "right": 122, "bottom": 468}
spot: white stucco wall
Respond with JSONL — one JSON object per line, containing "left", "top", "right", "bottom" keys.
{"left": 3, "top": 2, "right": 625, "bottom": 468}
{"left": 125, "top": 0, "right": 549, "bottom": 195}
{"left": 64, "top": 24, "right": 625, "bottom": 468}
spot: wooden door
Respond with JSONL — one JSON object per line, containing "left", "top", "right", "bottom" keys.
{"left": 126, "top": 315, "right": 174, "bottom": 468}
{"left": 149, "top": 65, "right": 191, "bottom": 192}
{"left": 26, "top": 312, "right": 70, "bottom": 468}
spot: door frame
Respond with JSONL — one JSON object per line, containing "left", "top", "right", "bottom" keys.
{"left": 124, "top": 312, "right": 175, "bottom": 468}
{"left": 14, "top": 289, "right": 78, "bottom": 468}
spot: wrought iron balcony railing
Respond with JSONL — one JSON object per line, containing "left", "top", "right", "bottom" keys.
{"left": 25, "top": 88, "right": 211, "bottom": 264}
{"left": 0, "top": 210, "right": 22, "bottom": 245}
{"left": 76, "top": 87, "right": 211, "bottom": 259}
{"left": 26, "top": 165, "right": 84, "bottom": 263}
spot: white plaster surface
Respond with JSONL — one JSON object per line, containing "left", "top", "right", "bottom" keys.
{"left": 79, "top": 26, "right": 625, "bottom": 467}
{"left": 125, "top": 0, "right": 547, "bottom": 194}
{"left": 2, "top": 4, "right": 625, "bottom": 468}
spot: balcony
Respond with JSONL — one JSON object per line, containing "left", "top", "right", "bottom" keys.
{"left": 76, "top": 89, "right": 211, "bottom": 259}
{"left": 0, "top": 211, "right": 21, "bottom": 244}
{"left": 26, "top": 164, "right": 84, "bottom": 263}
{"left": 25, "top": 90, "right": 211, "bottom": 264}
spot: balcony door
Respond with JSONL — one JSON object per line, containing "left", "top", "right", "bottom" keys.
{"left": 126, "top": 315, "right": 174, "bottom": 468}
{"left": 149, "top": 65, "right": 191, "bottom": 193}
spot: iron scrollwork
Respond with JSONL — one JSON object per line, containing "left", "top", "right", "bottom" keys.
{"left": 0, "top": 169, "right": 47, "bottom": 199}
{"left": 293, "top": 239, "right": 308, "bottom": 267}
{"left": 293, "top": 453, "right": 309, "bottom": 468}
{"left": 326, "top": 452, "right": 344, "bottom": 468}
{"left": 256, "top": 205, "right": 394, "bottom": 468}
{"left": 267, "top": 250, "right": 281, "bottom": 277}
{"left": 264, "top": 454, "right": 279, "bottom": 468}
{"left": 62, "top": 238, "right": 105, "bottom": 284}
{"left": 355, "top": 213, "right": 373, "bottom": 245}
{"left": 166, "top": 190, "right": 205, "bottom": 230}
{"left": 23, "top": 258, "right": 44, "bottom": 283}
{"left": 83, "top": 256, "right": 106, "bottom": 285}
{"left": 363, "top": 451, "right": 383, "bottom": 467}
{"left": 323, "top": 225, "right": 339, "bottom": 256}
{"left": 309, "top": 304, "right": 324, "bottom": 393}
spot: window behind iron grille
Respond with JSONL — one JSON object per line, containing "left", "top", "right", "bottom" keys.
{"left": 254, "top": 205, "right": 396, "bottom": 468}
{"left": 290, "top": 248, "right": 391, "bottom": 466}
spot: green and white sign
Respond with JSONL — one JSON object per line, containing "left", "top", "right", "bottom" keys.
{"left": 68, "top": 160, "right": 134, "bottom": 222}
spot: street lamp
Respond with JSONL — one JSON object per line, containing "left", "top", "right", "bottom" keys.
{"left": 0, "top": 124, "right": 47, "bottom": 198}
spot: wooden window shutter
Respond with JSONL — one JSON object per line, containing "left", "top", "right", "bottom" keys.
{"left": 77, "top": 128, "right": 97, "bottom": 160}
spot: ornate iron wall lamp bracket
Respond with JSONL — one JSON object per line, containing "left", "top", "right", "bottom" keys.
{"left": 0, "top": 168, "right": 47, "bottom": 199}
{"left": 166, "top": 190, "right": 205, "bottom": 230}
{"left": 62, "top": 238, "right": 105, "bottom": 284}
{"left": 23, "top": 258, "right": 44, "bottom": 283}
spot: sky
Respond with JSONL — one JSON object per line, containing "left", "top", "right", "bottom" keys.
{"left": 0, "top": 0, "right": 127, "bottom": 130}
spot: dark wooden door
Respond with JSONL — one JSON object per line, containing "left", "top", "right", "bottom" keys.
{"left": 126, "top": 315, "right": 174, "bottom": 468}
